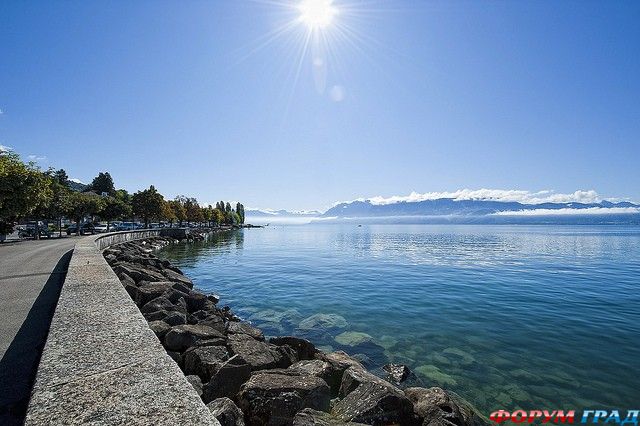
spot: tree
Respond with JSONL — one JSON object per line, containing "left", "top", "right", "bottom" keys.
{"left": 161, "top": 200, "right": 177, "bottom": 226}
{"left": 212, "top": 208, "right": 225, "bottom": 226}
{"left": 131, "top": 185, "right": 164, "bottom": 228}
{"left": 0, "top": 153, "right": 52, "bottom": 235}
{"left": 99, "top": 197, "right": 131, "bottom": 231}
{"left": 169, "top": 199, "right": 187, "bottom": 226}
{"left": 64, "top": 192, "right": 104, "bottom": 235}
{"left": 88, "top": 172, "right": 115, "bottom": 195}
{"left": 236, "top": 202, "right": 245, "bottom": 224}
{"left": 185, "top": 197, "right": 203, "bottom": 225}
{"left": 53, "top": 169, "right": 69, "bottom": 187}
{"left": 39, "top": 171, "right": 72, "bottom": 237}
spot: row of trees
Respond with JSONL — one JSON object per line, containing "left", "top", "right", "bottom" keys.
{"left": 0, "top": 152, "right": 246, "bottom": 236}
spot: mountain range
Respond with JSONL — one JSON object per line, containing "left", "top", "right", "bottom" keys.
{"left": 246, "top": 198, "right": 640, "bottom": 225}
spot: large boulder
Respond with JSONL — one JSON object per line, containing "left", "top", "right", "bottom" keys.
{"left": 140, "top": 296, "right": 187, "bottom": 316}
{"left": 162, "top": 268, "right": 194, "bottom": 287}
{"left": 237, "top": 371, "right": 331, "bottom": 425}
{"left": 314, "top": 352, "right": 362, "bottom": 394}
{"left": 287, "top": 360, "right": 334, "bottom": 387}
{"left": 184, "top": 345, "right": 230, "bottom": 382}
{"left": 332, "top": 381, "right": 416, "bottom": 425}
{"left": 404, "top": 387, "right": 489, "bottom": 426}
{"left": 383, "top": 364, "right": 411, "bottom": 384}
{"left": 164, "top": 324, "right": 226, "bottom": 352}
{"left": 202, "top": 355, "right": 252, "bottom": 403}
{"left": 293, "top": 409, "right": 367, "bottom": 426}
{"left": 339, "top": 367, "right": 389, "bottom": 398}
{"left": 227, "top": 321, "right": 265, "bottom": 341}
{"left": 207, "top": 397, "right": 245, "bottom": 426}
{"left": 134, "top": 281, "right": 175, "bottom": 306}
{"left": 270, "top": 336, "right": 317, "bottom": 360}
{"left": 148, "top": 320, "right": 172, "bottom": 339}
{"left": 227, "top": 333, "right": 291, "bottom": 371}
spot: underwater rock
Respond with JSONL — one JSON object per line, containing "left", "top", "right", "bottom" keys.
{"left": 299, "top": 313, "right": 348, "bottom": 331}
{"left": 415, "top": 365, "right": 458, "bottom": 387}
{"left": 334, "top": 332, "right": 373, "bottom": 347}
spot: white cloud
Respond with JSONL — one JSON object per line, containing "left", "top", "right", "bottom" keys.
{"left": 69, "top": 178, "right": 86, "bottom": 184}
{"left": 0, "top": 144, "right": 13, "bottom": 152}
{"left": 27, "top": 154, "right": 48, "bottom": 162}
{"left": 338, "top": 189, "right": 606, "bottom": 206}
{"left": 491, "top": 207, "right": 640, "bottom": 216}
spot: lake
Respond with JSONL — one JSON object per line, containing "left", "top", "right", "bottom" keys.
{"left": 160, "top": 224, "right": 640, "bottom": 413}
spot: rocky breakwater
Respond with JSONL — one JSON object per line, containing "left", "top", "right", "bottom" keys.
{"left": 103, "top": 237, "right": 489, "bottom": 426}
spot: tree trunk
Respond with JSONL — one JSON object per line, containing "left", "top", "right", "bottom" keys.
{"left": 76, "top": 218, "right": 81, "bottom": 236}
{"left": 59, "top": 217, "right": 62, "bottom": 238}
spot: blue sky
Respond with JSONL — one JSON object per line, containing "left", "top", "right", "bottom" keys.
{"left": 1, "top": 1, "right": 639, "bottom": 211}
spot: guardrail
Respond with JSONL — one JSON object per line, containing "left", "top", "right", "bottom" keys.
{"left": 25, "top": 230, "right": 219, "bottom": 425}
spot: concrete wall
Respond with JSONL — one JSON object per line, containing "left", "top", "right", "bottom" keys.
{"left": 25, "top": 231, "right": 220, "bottom": 425}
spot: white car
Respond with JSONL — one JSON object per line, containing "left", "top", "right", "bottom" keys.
{"left": 94, "top": 224, "right": 109, "bottom": 233}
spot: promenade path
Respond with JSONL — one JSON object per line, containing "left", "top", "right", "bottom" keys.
{"left": 0, "top": 238, "right": 75, "bottom": 425}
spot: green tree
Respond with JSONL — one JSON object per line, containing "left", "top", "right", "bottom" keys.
{"left": 99, "top": 197, "right": 131, "bottom": 231}
{"left": 212, "top": 208, "right": 225, "bottom": 226}
{"left": 39, "top": 170, "right": 72, "bottom": 237}
{"left": 64, "top": 192, "right": 104, "bottom": 235}
{"left": 169, "top": 199, "right": 187, "bottom": 226}
{"left": 53, "top": 169, "right": 69, "bottom": 187}
{"left": 131, "top": 185, "right": 164, "bottom": 228}
{"left": 185, "top": 197, "right": 203, "bottom": 225}
{"left": 236, "top": 202, "right": 245, "bottom": 224}
{"left": 0, "top": 153, "right": 52, "bottom": 235}
{"left": 88, "top": 172, "right": 115, "bottom": 195}
{"left": 161, "top": 200, "right": 177, "bottom": 226}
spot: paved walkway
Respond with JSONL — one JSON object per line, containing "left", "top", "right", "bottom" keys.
{"left": 0, "top": 238, "right": 76, "bottom": 425}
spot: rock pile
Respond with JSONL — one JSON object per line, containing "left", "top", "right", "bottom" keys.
{"left": 103, "top": 237, "right": 488, "bottom": 426}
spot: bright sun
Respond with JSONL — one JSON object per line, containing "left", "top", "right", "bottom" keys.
{"left": 297, "top": 0, "right": 338, "bottom": 30}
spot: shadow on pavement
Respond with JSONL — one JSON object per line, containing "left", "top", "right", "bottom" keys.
{"left": 0, "top": 249, "right": 73, "bottom": 425}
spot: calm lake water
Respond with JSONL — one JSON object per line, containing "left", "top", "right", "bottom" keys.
{"left": 160, "top": 224, "right": 640, "bottom": 413}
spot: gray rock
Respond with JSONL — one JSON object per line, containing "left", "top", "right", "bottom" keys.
{"left": 404, "top": 387, "right": 489, "bottom": 426}
{"left": 207, "top": 397, "right": 245, "bottom": 426}
{"left": 270, "top": 336, "right": 318, "bottom": 360}
{"left": 332, "top": 381, "right": 416, "bottom": 425}
{"left": 148, "top": 320, "right": 172, "bottom": 339}
{"left": 135, "top": 281, "right": 175, "bottom": 306}
{"left": 184, "top": 345, "right": 230, "bottom": 382}
{"left": 339, "top": 367, "right": 390, "bottom": 398}
{"left": 186, "top": 374, "right": 203, "bottom": 396}
{"left": 164, "top": 324, "right": 226, "bottom": 352}
{"left": 227, "top": 321, "right": 265, "bottom": 341}
{"left": 293, "top": 408, "right": 367, "bottom": 426}
{"left": 163, "top": 311, "right": 188, "bottom": 326}
{"left": 140, "top": 296, "right": 187, "bottom": 315}
{"left": 202, "top": 355, "right": 252, "bottom": 403}
{"left": 383, "top": 363, "right": 411, "bottom": 384}
{"left": 162, "top": 268, "right": 193, "bottom": 288}
{"left": 288, "top": 360, "right": 334, "bottom": 386}
{"left": 314, "top": 351, "right": 363, "bottom": 395}
{"left": 117, "top": 272, "right": 136, "bottom": 287}
{"left": 237, "top": 371, "right": 331, "bottom": 425}
{"left": 298, "top": 314, "right": 348, "bottom": 331}
{"left": 227, "top": 333, "right": 290, "bottom": 371}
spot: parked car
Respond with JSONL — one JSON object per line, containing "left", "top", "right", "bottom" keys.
{"left": 66, "top": 223, "right": 96, "bottom": 235}
{"left": 94, "top": 224, "right": 109, "bottom": 233}
{"left": 18, "top": 221, "right": 51, "bottom": 239}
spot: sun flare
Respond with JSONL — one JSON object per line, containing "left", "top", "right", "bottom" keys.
{"left": 297, "top": 0, "right": 338, "bottom": 30}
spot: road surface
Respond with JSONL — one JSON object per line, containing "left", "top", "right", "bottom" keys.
{"left": 0, "top": 237, "right": 76, "bottom": 425}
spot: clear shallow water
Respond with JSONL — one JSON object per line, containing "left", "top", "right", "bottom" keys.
{"left": 160, "top": 225, "right": 640, "bottom": 413}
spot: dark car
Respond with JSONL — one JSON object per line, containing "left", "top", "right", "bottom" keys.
{"left": 66, "top": 223, "right": 96, "bottom": 235}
